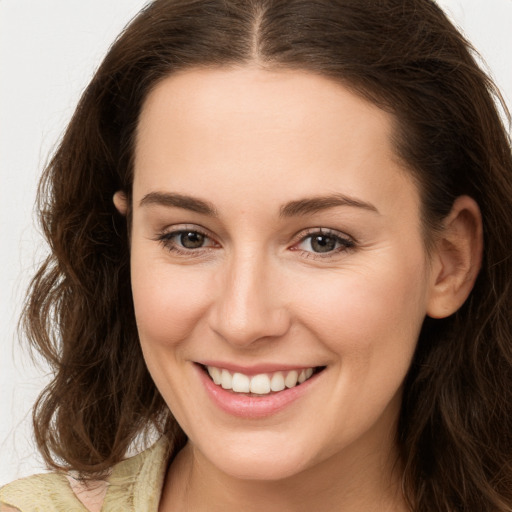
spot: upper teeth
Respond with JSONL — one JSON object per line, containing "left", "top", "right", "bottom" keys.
{"left": 206, "top": 366, "right": 315, "bottom": 394}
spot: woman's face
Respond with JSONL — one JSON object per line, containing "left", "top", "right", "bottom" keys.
{"left": 128, "top": 67, "right": 435, "bottom": 481}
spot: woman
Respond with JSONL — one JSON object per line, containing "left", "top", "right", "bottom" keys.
{"left": 1, "top": 0, "right": 511, "bottom": 510}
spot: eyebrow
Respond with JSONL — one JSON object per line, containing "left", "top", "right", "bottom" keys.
{"left": 139, "top": 191, "right": 379, "bottom": 217}
{"left": 279, "top": 194, "right": 379, "bottom": 217}
{"left": 139, "top": 192, "right": 218, "bottom": 216}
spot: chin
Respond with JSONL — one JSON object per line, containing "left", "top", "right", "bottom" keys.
{"left": 196, "top": 436, "right": 317, "bottom": 481}
{"left": 216, "top": 455, "right": 309, "bottom": 481}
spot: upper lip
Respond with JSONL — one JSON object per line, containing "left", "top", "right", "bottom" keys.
{"left": 196, "top": 360, "right": 324, "bottom": 376}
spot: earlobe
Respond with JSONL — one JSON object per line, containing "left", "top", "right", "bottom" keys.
{"left": 426, "top": 195, "right": 483, "bottom": 319}
{"left": 113, "top": 190, "right": 128, "bottom": 216}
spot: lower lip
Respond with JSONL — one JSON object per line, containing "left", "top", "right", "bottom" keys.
{"left": 195, "top": 364, "right": 323, "bottom": 419}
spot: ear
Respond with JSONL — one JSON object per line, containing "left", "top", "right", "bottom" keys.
{"left": 113, "top": 190, "right": 128, "bottom": 215}
{"left": 426, "top": 195, "right": 483, "bottom": 319}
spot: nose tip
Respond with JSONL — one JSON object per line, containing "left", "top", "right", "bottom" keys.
{"left": 213, "top": 305, "right": 290, "bottom": 348}
{"left": 208, "top": 260, "right": 290, "bottom": 348}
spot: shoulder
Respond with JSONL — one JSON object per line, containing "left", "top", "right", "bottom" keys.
{"left": 0, "top": 437, "right": 173, "bottom": 512}
{"left": 0, "top": 471, "right": 89, "bottom": 511}
{"left": 102, "top": 436, "right": 172, "bottom": 510}
{"left": 0, "top": 502, "right": 20, "bottom": 512}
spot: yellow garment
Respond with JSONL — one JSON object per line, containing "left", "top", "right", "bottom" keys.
{"left": 0, "top": 437, "right": 171, "bottom": 512}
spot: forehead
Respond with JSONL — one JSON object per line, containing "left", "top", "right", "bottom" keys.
{"left": 135, "top": 66, "right": 396, "bottom": 163}
{"left": 133, "top": 66, "right": 416, "bottom": 219}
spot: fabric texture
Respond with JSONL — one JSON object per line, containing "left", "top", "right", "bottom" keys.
{"left": 0, "top": 437, "right": 171, "bottom": 512}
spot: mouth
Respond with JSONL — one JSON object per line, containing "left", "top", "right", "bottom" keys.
{"left": 199, "top": 364, "right": 326, "bottom": 396}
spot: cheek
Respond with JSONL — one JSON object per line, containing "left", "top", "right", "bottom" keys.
{"left": 291, "top": 253, "right": 429, "bottom": 442}
{"left": 295, "top": 250, "right": 429, "bottom": 366}
{"left": 130, "top": 253, "right": 213, "bottom": 348}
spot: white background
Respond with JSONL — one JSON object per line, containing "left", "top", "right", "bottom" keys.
{"left": 1, "top": 0, "right": 511, "bottom": 486}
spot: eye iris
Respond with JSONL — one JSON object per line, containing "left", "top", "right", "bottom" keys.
{"left": 180, "top": 231, "right": 205, "bottom": 249}
{"left": 311, "top": 234, "right": 336, "bottom": 253}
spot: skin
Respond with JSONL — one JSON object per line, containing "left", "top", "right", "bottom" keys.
{"left": 114, "top": 66, "right": 482, "bottom": 512}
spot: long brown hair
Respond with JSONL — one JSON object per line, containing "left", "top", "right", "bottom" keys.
{"left": 23, "top": 1, "right": 512, "bottom": 510}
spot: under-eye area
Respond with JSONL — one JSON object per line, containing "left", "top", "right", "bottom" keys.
{"left": 198, "top": 364, "right": 326, "bottom": 396}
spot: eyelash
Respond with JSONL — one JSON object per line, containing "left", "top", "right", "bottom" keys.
{"left": 290, "top": 228, "right": 355, "bottom": 258}
{"left": 156, "top": 227, "right": 218, "bottom": 258}
{"left": 156, "top": 226, "right": 355, "bottom": 259}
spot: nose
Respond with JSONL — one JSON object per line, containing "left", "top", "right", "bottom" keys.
{"left": 208, "top": 250, "right": 291, "bottom": 348}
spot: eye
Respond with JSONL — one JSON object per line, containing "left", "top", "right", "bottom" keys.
{"left": 157, "top": 228, "right": 219, "bottom": 254}
{"left": 175, "top": 231, "right": 207, "bottom": 249}
{"left": 294, "top": 229, "right": 355, "bottom": 256}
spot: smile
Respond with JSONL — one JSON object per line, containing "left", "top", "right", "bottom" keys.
{"left": 204, "top": 365, "right": 320, "bottom": 395}
{"left": 196, "top": 363, "right": 326, "bottom": 418}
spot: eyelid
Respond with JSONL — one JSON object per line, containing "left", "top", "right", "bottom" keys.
{"left": 155, "top": 224, "right": 220, "bottom": 255}
{"left": 154, "top": 224, "right": 355, "bottom": 259}
{"left": 289, "top": 227, "right": 356, "bottom": 257}
{"left": 290, "top": 227, "right": 355, "bottom": 244}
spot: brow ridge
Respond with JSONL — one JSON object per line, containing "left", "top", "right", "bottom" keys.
{"left": 139, "top": 192, "right": 218, "bottom": 216}
{"left": 139, "top": 191, "right": 378, "bottom": 218}
{"left": 280, "top": 194, "right": 379, "bottom": 217}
